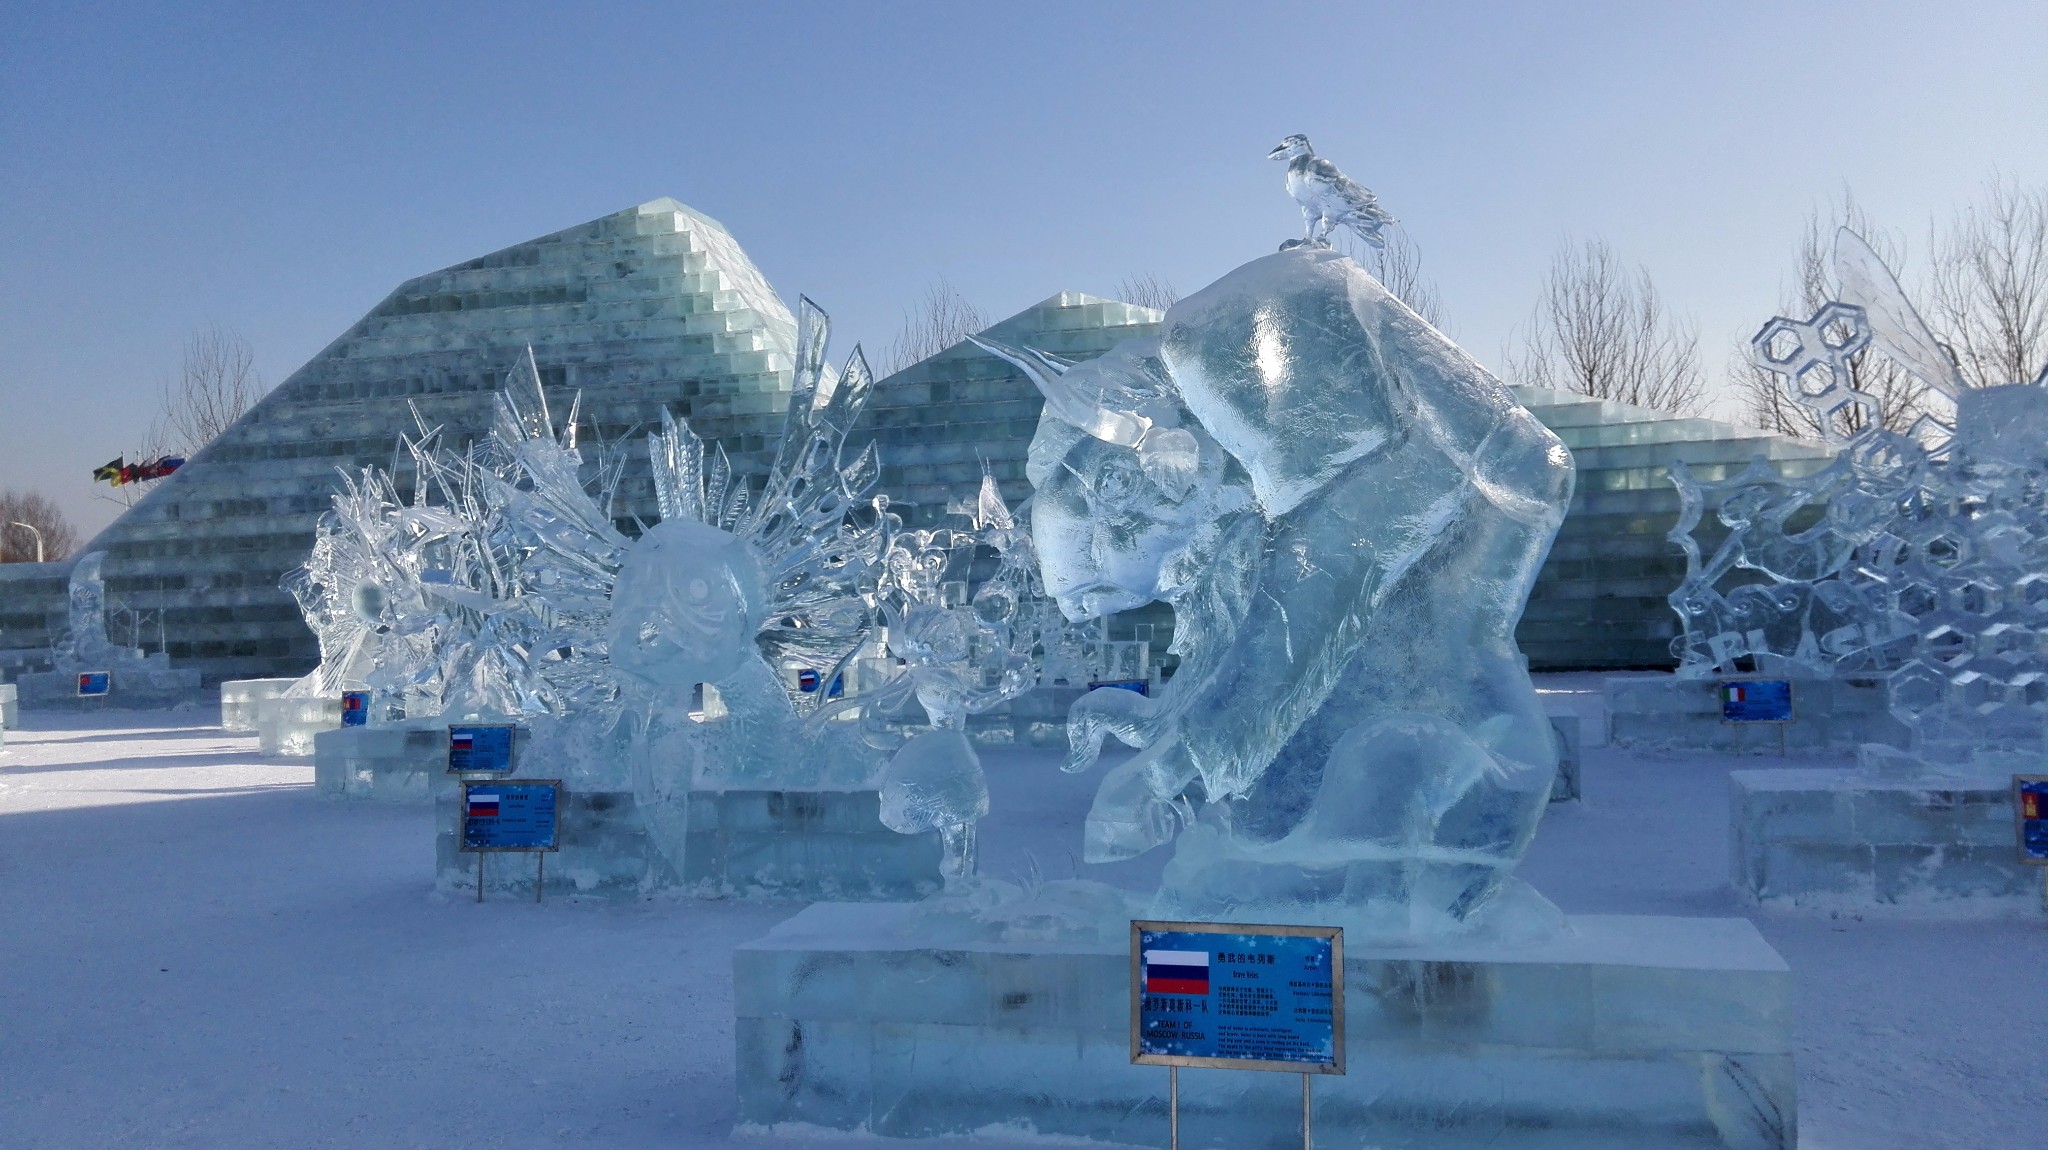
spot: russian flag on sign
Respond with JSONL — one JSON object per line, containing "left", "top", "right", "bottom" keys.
{"left": 452, "top": 732, "right": 474, "bottom": 750}
{"left": 467, "top": 793, "right": 500, "bottom": 818}
{"left": 1143, "top": 949, "right": 1210, "bottom": 995}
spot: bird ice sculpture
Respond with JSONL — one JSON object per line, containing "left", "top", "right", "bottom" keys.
{"left": 1268, "top": 134, "right": 1395, "bottom": 251}
{"left": 1021, "top": 244, "right": 1574, "bottom": 941}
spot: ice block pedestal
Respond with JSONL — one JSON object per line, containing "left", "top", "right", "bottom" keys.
{"left": 432, "top": 786, "right": 944, "bottom": 901}
{"left": 219, "top": 678, "right": 302, "bottom": 732}
{"left": 254, "top": 695, "right": 342, "bottom": 756}
{"left": 14, "top": 656, "right": 201, "bottom": 712}
{"left": 1, "top": 683, "right": 18, "bottom": 729}
{"left": 734, "top": 903, "right": 1797, "bottom": 1150}
{"left": 1731, "top": 767, "right": 2040, "bottom": 914}
{"left": 1606, "top": 673, "right": 1905, "bottom": 753}
{"left": 314, "top": 719, "right": 449, "bottom": 802}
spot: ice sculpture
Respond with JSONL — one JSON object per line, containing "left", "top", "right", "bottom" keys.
{"left": 1020, "top": 245, "right": 1574, "bottom": 940}
{"left": 808, "top": 470, "right": 1044, "bottom": 885}
{"left": 53, "top": 552, "right": 117, "bottom": 668}
{"left": 609, "top": 295, "right": 889, "bottom": 794}
{"left": 1268, "top": 134, "right": 1395, "bottom": 251}
{"left": 1667, "top": 228, "right": 2048, "bottom": 764}
{"left": 974, "top": 334, "right": 1260, "bottom": 862}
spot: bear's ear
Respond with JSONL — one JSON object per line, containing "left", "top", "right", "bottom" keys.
{"left": 1139, "top": 428, "right": 1200, "bottom": 501}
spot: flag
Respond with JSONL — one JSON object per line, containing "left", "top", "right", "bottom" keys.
{"left": 1724, "top": 684, "right": 1748, "bottom": 704}
{"left": 1143, "top": 949, "right": 1210, "bottom": 995}
{"left": 2025, "top": 791, "right": 2041, "bottom": 820}
{"left": 451, "top": 732, "right": 475, "bottom": 751}
{"left": 467, "top": 793, "right": 500, "bottom": 818}
{"left": 93, "top": 457, "right": 124, "bottom": 484}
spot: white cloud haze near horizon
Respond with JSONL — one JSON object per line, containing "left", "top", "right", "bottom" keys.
{"left": 2, "top": 0, "right": 2044, "bottom": 540}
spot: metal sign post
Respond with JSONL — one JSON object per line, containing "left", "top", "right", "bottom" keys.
{"left": 459, "top": 779, "right": 560, "bottom": 903}
{"left": 1131, "top": 919, "right": 1343, "bottom": 1150}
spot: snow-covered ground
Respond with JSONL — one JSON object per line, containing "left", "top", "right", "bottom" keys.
{"left": 1, "top": 698, "right": 2042, "bottom": 1149}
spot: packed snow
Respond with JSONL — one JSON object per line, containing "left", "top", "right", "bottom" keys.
{"left": 0, "top": 684, "right": 2042, "bottom": 1149}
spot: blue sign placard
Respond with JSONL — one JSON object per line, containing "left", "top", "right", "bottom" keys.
{"left": 2015, "top": 776, "right": 2048, "bottom": 865}
{"left": 461, "top": 780, "right": 560, "bottom": 852}
{"left": 1131, "top": 920, "right": 1343, "bottom": 1073}
{"left": 340, "top": 691, "right": 370, "bottom": 727}
{"left": 76, "top": 671, "right": 111, "bottom": 697}
{"left": 1721, "top": 679, "right": 1792, "bottom": 723}
{"left": 1091, "top": 679, "right": 1150, "bottom": 697}
{"left": 447, "top": 724, "right": 516, "bottom": 774}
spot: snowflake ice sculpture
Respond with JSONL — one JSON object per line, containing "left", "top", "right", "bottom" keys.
{"left": 606, "top": 295, "right": 891, "bottom": 790}
{"left": 1668, "top": 229, "right": 2048, "bottom": 762}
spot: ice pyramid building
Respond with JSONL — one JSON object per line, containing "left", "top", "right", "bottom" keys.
{"left": 0, "top": 200, "right": 800, "bottom": 684}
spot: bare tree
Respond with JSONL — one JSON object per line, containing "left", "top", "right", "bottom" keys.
{"left": 1930, "top": 174, "right": 2048, "bottom": 389}
{"left": 885, "top": 280, "right": 988, "bottom": 375}
{"left": 158, "top": 325, "right": 262, "bottom": 455}
{"left": 1505, "top": 238, "right": 1707, "bottom": 415}
{"left": 1349, "top": 226, "right": 1447, "bottom": 331}
{"left": 0, "top": 490, "right": 80, "bottom": 563}
{"left": 1114, "top": 273, "right": 1180, "bottom": 312}
{"left": 1735, "top": 197, "right": 1937, "bottom": 439}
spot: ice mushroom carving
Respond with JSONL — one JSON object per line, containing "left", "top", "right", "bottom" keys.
{"left": 817, "top": 473, "right": 1043, "bottom": 887}
{"left": 1027, "top": 246, "right": 1575, "bottom": 940}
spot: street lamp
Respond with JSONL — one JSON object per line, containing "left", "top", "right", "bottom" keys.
{"left": 9, "top": 521, "right": 45, "bottom": 563}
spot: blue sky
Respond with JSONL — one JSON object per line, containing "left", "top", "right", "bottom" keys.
{"left": 3, "top": 1, "right": 2044, "bottom": 537}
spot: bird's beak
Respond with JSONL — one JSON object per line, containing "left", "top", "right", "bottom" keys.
{"left": 1266, "top": 143, "right": 1289, "bottom": 159}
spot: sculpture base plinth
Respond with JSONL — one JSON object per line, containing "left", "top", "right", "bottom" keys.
{"left": 1731, "top": 767, "right": 2041, "bottom": 915}
{"left": 735, "top": 902, "right": 1796, "bottom": 1149}
{"left": 220, "top": 678, "right": 303, "bottom": 732}
{"left": 15, "top": 661, "right": 202, "bottom": 712}
{"left": 428, "top": 784, "right": 943, "bottom": 902}
{"left": 1, "top": 682, "right": 17, "bottom": 729}
{"left": 1606, "top": 673, "right": 1905, "bottom": 753}
{"left": 314, "top": 721, "right": 447, "bottom": 802}
{"left": 255, "top": 695, "right": 341, "bottom": 756}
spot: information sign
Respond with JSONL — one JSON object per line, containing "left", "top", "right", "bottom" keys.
{"left": 1131, "top": 919, "right": 1343, "bottom": 1074}
{"left": 76, "top": 671, "right": 111, "bottom": 697}
{"left": 447, "top": 724, "right": 516, "bottom": 774}
{"left": 1092, "top": 680, "right": 1150, "bottom": 697}
{"left": 2014, "top": 775, "right": 2048, "bottom": 865}
{"left": 1720, "top": 679, "right": 1792, "bottom": 723}
{"left": 459, "top": 780, "right": 560, "bottom": 852}
{"left": 340, "top": 691, "right": 370, "bottom": 727}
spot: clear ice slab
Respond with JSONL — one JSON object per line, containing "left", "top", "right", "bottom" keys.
{"left": 1022, "top": 246, "right": 1574, "bottom": 943}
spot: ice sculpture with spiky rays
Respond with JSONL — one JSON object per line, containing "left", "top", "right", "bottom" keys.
{"left": 1668, "top": 228, "right": 2048, "bottom": 764}
{"left": 287, "top": 346, "right": 637, "bottom": 724}
{"left": 606, "top": 296, "right": 891, "bottom": 793}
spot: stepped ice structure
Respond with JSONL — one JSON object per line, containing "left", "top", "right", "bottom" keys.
{"left": 0, "top": 198, "right": 1835, "bottom": 695}
{"left": 2, "top": 200, "right": 799, "bottom": 688}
